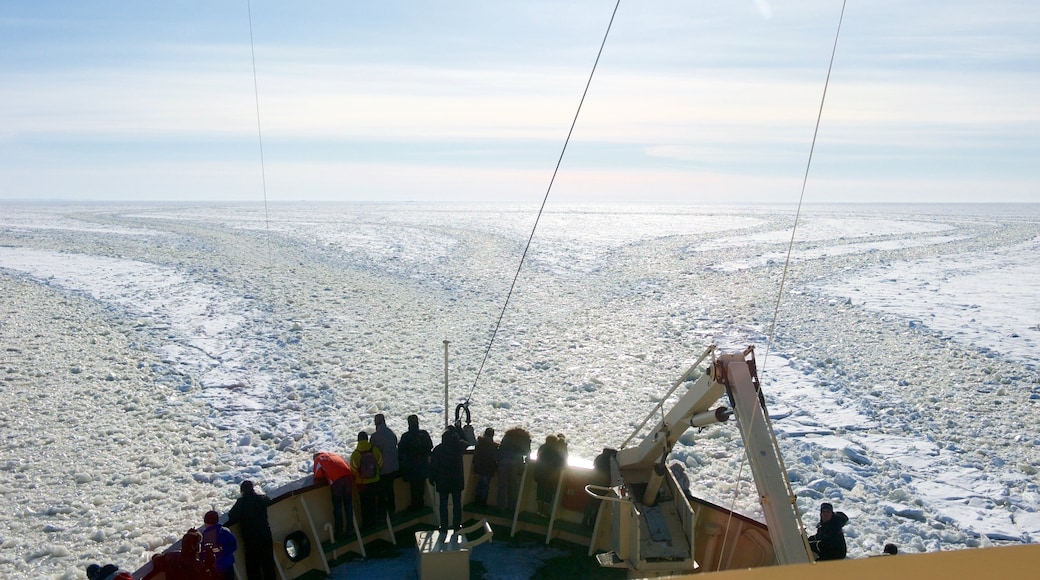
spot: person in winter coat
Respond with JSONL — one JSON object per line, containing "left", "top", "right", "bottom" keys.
{"left": 350, "top": 431, "right": 384, "bottom": 528}
{"left": 313, "top": 451, "right": 355, "bottom": 537}
{"left": 225, "top": 480, "right": 277, "bottom": 580}
{"left": 472, "top": 427, "right": 499, "bottom": 507}
{"left": 201, "top": 510, "right": 238, "bottom": 580}
{"left": 86, "top": 563, "right": 133, "bottom": 580}
{"left": 496, "top": 427, "right": 531, "bottom": 512}
{"left": 808, "top": 502, "right": 849, "bottom": 561}
{"left": 371, "top": 414, "right": 400, "bottom": 516}
{"left": 428, "top": 425, "right": 468, "bottom": 531}
{"left": 398, "top": 414, "right": 434, "bottom": 511}
{"left": 533, "top": 434, "right": 568, "bottom": 516}
{"left": 583, "top": 447, "right": 615, "bottom": 528}
{"left": 156, "top": 528, "right": 218, "bottom": 580}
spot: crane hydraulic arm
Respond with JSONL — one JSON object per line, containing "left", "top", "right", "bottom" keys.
{"left": 615, "top": 345, "right": 813, "bottom": 566}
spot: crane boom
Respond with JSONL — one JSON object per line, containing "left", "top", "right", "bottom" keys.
{"left": 611, "top": 345, "right": 813, "bottom": 570}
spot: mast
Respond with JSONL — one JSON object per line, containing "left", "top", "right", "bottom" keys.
{"left": 443, "top": 339, "right": 450, "bottom": 430}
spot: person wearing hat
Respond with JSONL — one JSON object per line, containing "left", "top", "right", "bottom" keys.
{"left": 201, "top": 510, "right": 238, "bottom": 580}
{"left": 226, "top": 480, "right": 277, "bottom": 579}
{"left": 807, "top": 502, "right": 849, "bottom": 560}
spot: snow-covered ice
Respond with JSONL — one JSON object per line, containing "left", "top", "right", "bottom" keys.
{"left": 0, "top": 202, "right": 1038, "bottom": 578}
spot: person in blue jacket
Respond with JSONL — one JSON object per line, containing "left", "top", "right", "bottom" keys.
{"left": 201, "top": 510, "right": 238, "bottom": 580}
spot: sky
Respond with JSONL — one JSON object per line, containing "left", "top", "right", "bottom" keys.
{"left": 1, "top": 0, "right": 1038, "bottom": 204}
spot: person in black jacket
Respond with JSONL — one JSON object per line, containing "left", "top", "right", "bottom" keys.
{"left": 582, "top": 448, "right": 615, "bottom": 528}
{"left": 472, "top": 428, "right": 498, "bottom": 508}
{"left": 225, "top": 480, "right": 277, "bottom": 579}
{"left": 398, "top": 414, "right": 434, "bottom": 511}
{"left": 428, "top": 425, "right": 467, "bottom": 532}
{"left": 807, "top": 502, "right": 849, "bottom": 561}
{"left": 495, "top": 427, "right": 531, "bottom": 512}
{"left": 533, "top": 434, "right": 568, "bottom": 516}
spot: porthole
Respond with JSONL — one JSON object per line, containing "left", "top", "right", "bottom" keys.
{"left": 284, "top": 530, "right": 311, "bottom": 562}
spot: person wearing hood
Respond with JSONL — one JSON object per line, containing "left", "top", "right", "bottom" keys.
{"left": 428, "top": 425, "right": 467, "bottom": 532}
{"left": 808, "top": 502, "right": 849, "bottom": 561}
{"left": 398, "top": 414, "right": 434, "bottom": 511}
{"left": 350, "top": 431, "right": 383, "bottom": 529}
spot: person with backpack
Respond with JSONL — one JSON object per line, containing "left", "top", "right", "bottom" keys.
{"left": 398, "top": 414, "right": 434, "bottom": 511}
{"left": 350, "top": 431, "right": 383, "bottom": 529}
{"left": 200, "top": 510, "right": 238, "bottom": 580}
{"left": 313, "top": 451, "right": 355, "bottom": 538}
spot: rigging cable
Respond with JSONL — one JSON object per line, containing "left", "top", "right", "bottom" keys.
{"left": 718, "top": 1, "right": 848, "bottom": 570}
{"left": 246, "top": 0, "right": 272, "bottom": 240}
{"left": 463, "top": 0, "right": 624, "bottom": 404}
{"left": 763, "top": 0, "right": 847, "bottom": 372}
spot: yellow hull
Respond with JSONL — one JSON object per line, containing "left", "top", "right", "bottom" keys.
{"left": 701, "top": 543, "right": 1040, "bottom": 579}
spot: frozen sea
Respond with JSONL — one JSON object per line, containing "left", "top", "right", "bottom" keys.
{"left": 0, "top": 202, "right": 1038, "bottom": 579}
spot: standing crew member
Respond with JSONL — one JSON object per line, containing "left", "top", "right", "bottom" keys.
{"left": 429, "top": 425, "right": 467, "bottom": 532}
{"left": 472, "top": 427, "right": 498, "bottom": 508}
{"left": 350, "top": 431, "right": 383, "bottom": 529}
{"left": 533, "top": 434, "right": 567, "bottom": 517}
{"left": 371, "top": 414, "right": 400, "bottom": 516}
{"left": 201, "top": 510, "right": 238, "bottom": 580}
{"left": 398, "top": 414, "right": 434, "bottom": 511}
{"left": 226, "top": 480, "right": 277, "bottom": 580}
{"left": 496, "top": 427, "right": 531, "bottom": 512}
{"left": 313, "top": 451, "right": 355, "bottom": 538}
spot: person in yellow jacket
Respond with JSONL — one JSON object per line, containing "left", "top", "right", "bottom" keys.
{"left": 350, "top": 431, "right": 383, "bottom": 529}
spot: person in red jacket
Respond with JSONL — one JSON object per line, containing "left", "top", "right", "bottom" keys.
{"left": 313, "top": 452, "right": 355, "bottom": 538}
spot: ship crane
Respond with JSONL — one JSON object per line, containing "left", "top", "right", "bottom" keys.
{"left": 592, "top": 345, "right": 814, "bottom": 575}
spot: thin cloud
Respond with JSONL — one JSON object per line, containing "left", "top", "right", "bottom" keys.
{"left": 1, "top": 1, "right": 1038, "bottom": 203}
